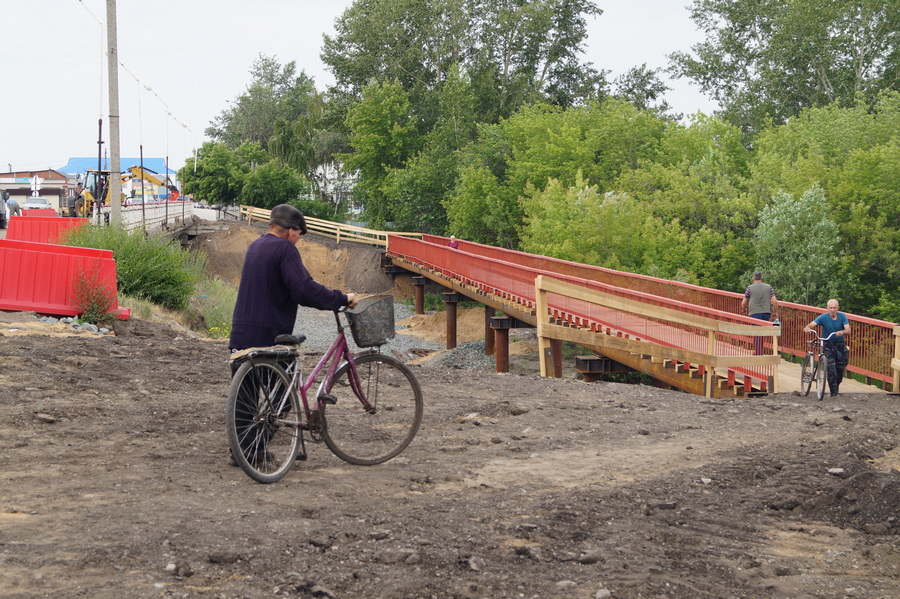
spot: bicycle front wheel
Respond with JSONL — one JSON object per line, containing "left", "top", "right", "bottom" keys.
{"left": 800, "top": 353, "right": 814, "bottom": 396}
{"left": 816, "top": 355, "right": 828, "bottom": 401}
{"left": 322, "top": 353, "right": 423, "bottom": 465}
{"left": 226, "top": 359, "right": 301, "bottom": 483}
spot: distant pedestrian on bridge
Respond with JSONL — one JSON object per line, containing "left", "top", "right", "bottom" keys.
{"left": 803, "top": 299, "right": 851, "bottom": 397}
{"left": 448, "top": 235, "right": 459, "bottom": 249}
{"left": 741, "top": 271, "right": 778, "bottom": 355}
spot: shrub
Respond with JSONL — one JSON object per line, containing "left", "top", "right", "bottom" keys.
{"left": 70, "top": 266, "right": 117, "bottom": 326}
{"left": 60, "top": 225, "right": 205, "bottom": 310}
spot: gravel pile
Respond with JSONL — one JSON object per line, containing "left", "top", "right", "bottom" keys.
{"left": 293, "top": 302, "right": 497, "bottom": 370}
{"left": 293, "top": 301, "right": 439, "bottom": 356}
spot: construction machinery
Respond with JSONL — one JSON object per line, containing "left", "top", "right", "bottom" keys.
{"left": 80, "top": 166, "right": 176, "bottom": 212}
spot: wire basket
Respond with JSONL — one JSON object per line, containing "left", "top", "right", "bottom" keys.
{"left": 346, "top": 295, "right": 395, "bottom": 347}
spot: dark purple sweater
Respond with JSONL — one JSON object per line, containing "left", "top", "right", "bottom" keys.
{"left": 229, "top": 234, "right": 348, "bottom": 350}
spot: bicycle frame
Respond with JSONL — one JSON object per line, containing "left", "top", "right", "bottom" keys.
{"left": 284, "top": 311, "right": 373, "bottom": 429}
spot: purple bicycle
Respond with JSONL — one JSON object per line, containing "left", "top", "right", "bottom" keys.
{"left": 226, "top": 296, "right": 423, "bottom": 483}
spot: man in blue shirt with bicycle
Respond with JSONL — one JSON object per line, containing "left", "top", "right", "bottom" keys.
{"left": 803, "top": 299, "right": 851, "bottom": 397}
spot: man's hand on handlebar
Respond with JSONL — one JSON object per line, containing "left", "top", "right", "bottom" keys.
{"left": 346, "top": 293, "right": 359, "bottom": 309}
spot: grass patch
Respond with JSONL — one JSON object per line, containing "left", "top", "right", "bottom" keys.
{"left": 193, "top": 277, "right": 237, "bottom": 339}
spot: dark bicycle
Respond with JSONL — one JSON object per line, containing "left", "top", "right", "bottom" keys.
{"left": 800, "top": 331, "right": 840, "bottom": 401}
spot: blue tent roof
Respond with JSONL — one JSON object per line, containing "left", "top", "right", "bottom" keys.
{"left": 57, "top": 157, "right": 177, "bottom": 176}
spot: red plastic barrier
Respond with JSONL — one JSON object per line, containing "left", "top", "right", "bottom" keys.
{"left": 22, "top": 209, "right": 59, "bottom": 217}
{"left": 6, "top": 216, "right": 88, "bottom": 244}
{"left": 0, "top": 239, "right": 130, "bottom": 320}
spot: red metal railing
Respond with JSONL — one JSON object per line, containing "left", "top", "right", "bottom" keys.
{"left": 392, "top": 236, "right": 780, "bottom": 386}
{"left": 408, "top": 235, "right": 897, "bottom": 386}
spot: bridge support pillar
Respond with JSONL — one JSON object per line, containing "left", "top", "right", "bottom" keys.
{"left": 491, "top": 316, "right": 518, "bottom": 374}
{"left": 443, "top": 292, "right": 465, "bottom": 350}
{"left": 484, "top": 306, "right": 495, "bottom": 355}
{"left": 412, "top": 276, "right": 426, "bottom": 315}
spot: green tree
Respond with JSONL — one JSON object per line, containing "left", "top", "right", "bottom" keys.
{"left": 613, "top": 64, "right": 674, "bottom": 116}
{"left": 206, "top": 54, "right": 319, "bottom": 150}
{"left": 322, "top": 0, "right": 605, "bottom": 127}
{"left": 382, "top": 65, "right": 478, "bottom": 233}
{"left": 752, "top": 185, "right": 843, "bottom": 306}
{"left": 670, "top": 0, "right": 900, "bottom": 137}
{"left": 179, "top": 142, "right": 245, "bottom": 206}
{"left": 446, "top": 165, "right": 521, "bottom": 248}
{"left": 749, "top": 93, "right": 900, "bottom": 314}
{"left": 269, "top": 91, "right": 352, "bottom": 214}
{"left": 240, "top": 162, "right": 308, "bottom": 210}
{"left": 339, "top": 80, "right": 420, "bottom": 227}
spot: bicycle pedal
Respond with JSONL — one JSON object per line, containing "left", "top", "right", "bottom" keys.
{"left": 319, "top": 394, "right": 337, "bottom": 405}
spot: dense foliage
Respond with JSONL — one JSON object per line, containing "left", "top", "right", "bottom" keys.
{"left": 182, "top": 0, "right": 899, "bottom": 320}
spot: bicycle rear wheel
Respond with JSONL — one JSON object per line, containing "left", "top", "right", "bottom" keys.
{"left": 226, "top": 359, "right": 301, "bottom": 483}
{"left": 815, "top": 355, "right": 828, "bottom": 401}
{"left": 322, "top": 353, "right": 423, "bottom": 465}
{"left": 800, "top": 353, "right": 814, "bottom": 396}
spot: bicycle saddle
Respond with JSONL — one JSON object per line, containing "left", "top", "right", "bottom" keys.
{"left": 274, "top": 334, "right": 307, "bottom": 346}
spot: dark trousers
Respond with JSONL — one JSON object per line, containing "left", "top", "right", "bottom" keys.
{"left": 750, "top": 313, "right": 770, "bottom": 355}
{"left": 823, "top": 341, "right": 849, "bottom": 394}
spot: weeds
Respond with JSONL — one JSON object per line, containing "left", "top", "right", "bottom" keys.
{"left": 70, "top": 265, "right": 117, "bottom": 326}
{"left": 194, "top": 276, "right": 237, "bottom": 339}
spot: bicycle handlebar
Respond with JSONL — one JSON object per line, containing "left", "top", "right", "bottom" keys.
{"left": 806, "top": 330, "right": 840, "bottom": 342}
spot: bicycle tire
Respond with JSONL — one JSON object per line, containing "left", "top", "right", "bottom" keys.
{"left": 322, "top": 353, "right": 423, "bottom": 466}
{"left": 226, "top": 359, "right": 301, "bottom": 483}
{"left": 800, "top": 353, "right": 815, "bottom": 396}
{"left": 816, "top": 355, "right": 828, "bottom": 401}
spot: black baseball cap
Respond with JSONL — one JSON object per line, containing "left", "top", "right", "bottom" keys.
{"left": 269, "top": 204, "right": 307, "bottom": 234}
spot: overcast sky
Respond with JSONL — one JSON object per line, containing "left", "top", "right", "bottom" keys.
{"left": 1, "top": 0, "right": 715, "bottom": 175}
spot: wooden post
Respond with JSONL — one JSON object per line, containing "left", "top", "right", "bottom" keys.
{"left": 549, "top": 338, "right": 563, "bottom": 378}
{"left": 893, "top": 325, "right": 900, "bottom": 393}
{"left": 535, "top": 275, "right": 552, "bottom": 377}
{"left": 484, "top": 306, "right": 495, "bottom": 355}
{"left": 706, "top": 330, "right": 716, "bottom": 397}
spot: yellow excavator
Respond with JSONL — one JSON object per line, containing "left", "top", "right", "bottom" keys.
{"left": 81, "top": 166, "right": 174, "bottom": 213}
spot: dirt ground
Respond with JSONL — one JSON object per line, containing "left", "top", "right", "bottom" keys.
{"left": 1, "top": 223, "right": 899, "bottom": 599}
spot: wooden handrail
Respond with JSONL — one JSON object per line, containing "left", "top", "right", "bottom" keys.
{"left": 239, "top": 205, "right": 422, "bottom": 247}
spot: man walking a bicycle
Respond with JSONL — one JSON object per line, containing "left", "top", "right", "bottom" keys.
{"left": 803, "top": 299, "right": 851, "bottom": 397}
{"left": 229, "top": 204, "right": 358, "bottom": 354}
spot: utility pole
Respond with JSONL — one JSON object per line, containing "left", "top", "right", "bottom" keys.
{"left": 106, "top": 0, "right": 122, "bottom": 223}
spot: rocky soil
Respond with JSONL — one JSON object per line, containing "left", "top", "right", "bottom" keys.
{"left": 1, "top": 222, "right": 899, "bottom": 599}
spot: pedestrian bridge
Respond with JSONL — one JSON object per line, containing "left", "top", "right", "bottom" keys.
{"left": 384, "top": 234, "right": 899, "bottom": 397}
